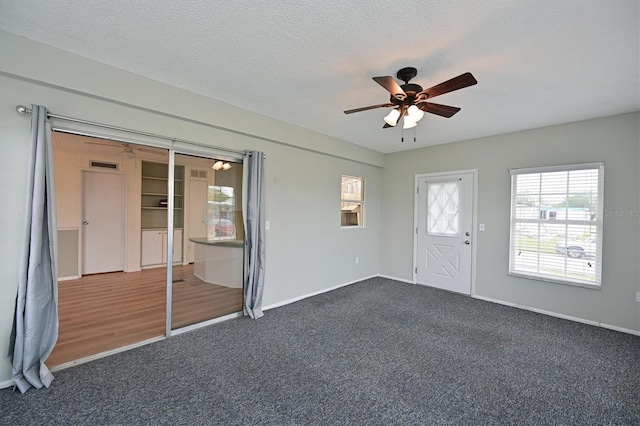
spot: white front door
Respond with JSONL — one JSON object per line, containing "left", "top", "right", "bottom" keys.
{"left": 416, "top": 172, "right": 474, "bottom": 294}
{"left": 82, "top": 171, "right": 126, "bottom": 275}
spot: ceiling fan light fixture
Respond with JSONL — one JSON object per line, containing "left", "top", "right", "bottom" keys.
{"left": 212, "top": 160, "right": 224, "bottom": 170}
{"left": 407, "top": 105, "right": 425, "bottom": 123}
{"left": 222, "top": 162, "right": 232, "bottom": 171}
{"left": 384, "top": 108, "right": 401, "bottom": 126}
{"left": 403, "top": 118, "right": 418, "bottom": 129}
{"left": 120, "top": 144, "right": 135, "bottom": 158}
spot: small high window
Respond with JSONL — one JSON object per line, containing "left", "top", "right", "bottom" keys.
{"left": 341, "top": 175, "right": 364, "bottom": 227}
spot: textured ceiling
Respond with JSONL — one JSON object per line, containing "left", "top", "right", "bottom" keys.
{"left": 1, "top": 0, "right": 638, "bottom": 154}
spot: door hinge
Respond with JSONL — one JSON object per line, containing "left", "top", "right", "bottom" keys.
{"left": 416, "top": 227, "right": 418, "bottom": 234}
{"left": 415, "top": 267, "right": 417, "bottom": 274}
{"left": 416, "top": 187, "right": 419, "bottom": 194}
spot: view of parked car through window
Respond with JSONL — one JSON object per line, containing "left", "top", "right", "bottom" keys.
{"left": 203, "top": 185, "right": 236, "bottom": 240}
{"left": 555, "top": 237, "right": 597, "bottom": 258}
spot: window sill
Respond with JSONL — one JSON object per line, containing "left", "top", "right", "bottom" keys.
{"left": 508, "top": 272, "right": 601, "bottom": 290}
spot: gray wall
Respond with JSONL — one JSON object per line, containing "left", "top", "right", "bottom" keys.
{"left": 1, "top": 31, "right": 638, "bottom": 386}
{"left": 381, "top": 112, "right": 640, "bottom": 332}
{"left": 0, "top": 33, "right": 383, "bottom": 384}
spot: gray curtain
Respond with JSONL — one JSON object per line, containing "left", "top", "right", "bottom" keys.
{"left": 8, "top": 105, "right": 59, "bottom": 393}
{"left": 242, "top": 151, "right": 266, "bottom": 319}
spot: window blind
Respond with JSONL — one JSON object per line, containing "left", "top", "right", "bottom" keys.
{"left": 509, "top": 163, "right": 603, "bottom": 287}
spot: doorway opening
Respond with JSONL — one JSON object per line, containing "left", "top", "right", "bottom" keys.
{"left": 48, "top": 131, "right": 244, "bottom": 367}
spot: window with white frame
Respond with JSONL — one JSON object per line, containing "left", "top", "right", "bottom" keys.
{"left": 509, "top": 162, "right": 603, "bottom": 287}
{"left": 341, "top": 175, "right": 364, "bottom": 227}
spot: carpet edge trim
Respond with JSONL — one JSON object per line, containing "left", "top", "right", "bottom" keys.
{"left": 171, "top": 312, "right": 243, "bottom": 336}
{"left": 49, "top": 336, "right": 166, "bottom": 373}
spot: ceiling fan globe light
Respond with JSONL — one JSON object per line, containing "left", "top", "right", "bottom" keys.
{"left": 213, "top": 160, "right": 224, "bottom": 170}
{"left": 407, "top": 105, "right": 425, "bottom": 122}
{"left": 222, "top": 163, "right": 232, "bottom": 170}
{"left": 403, "top": 118, "right": 418, "bottom": 129}
{"left": 384, "top": 109, "right": 401, "bottom": 126}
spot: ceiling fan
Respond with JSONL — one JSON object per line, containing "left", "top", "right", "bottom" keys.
{"left": 344, "top": 67, "right": 477, "bottom": 129}
{"left": 87, "top": 140, "right": 165, "bottom": 157}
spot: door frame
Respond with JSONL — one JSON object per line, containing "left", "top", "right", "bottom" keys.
{"left": 165, "top": 147, "right": 244, "bottom": 337}
{"left": 186, "top": 177, "right": 209, "bottom": 264}
{"left": 413, "top": 169, "right": 478, "bottom": 295}
{"left": 80, "top": 168, "right": 128, "bottom": 276}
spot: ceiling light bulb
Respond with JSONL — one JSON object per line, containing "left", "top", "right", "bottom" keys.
{"left": 213, "top": 161, "right": 224, "bottom": 170}
{"left": 384, "top": 109, "right": 401, "bottom": 126}
{"left": 407, "top": 105, "right": 425, "bottom": 122}
{"left": 403, "top": 118, "right": 418, "bottom": 129}
{"left": 222, "top": 163, "right": 232, "bottom": 170}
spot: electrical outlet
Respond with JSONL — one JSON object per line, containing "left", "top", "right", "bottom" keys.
{"left": 355, "top": 257, "right": 359, "bottom": 264}
{"left": 636, "top": 292, "right": 640, "bottom": 303}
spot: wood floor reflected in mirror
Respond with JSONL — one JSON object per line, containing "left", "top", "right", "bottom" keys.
{"left": 47, "top": 264, "right": 242, "bottom": 367}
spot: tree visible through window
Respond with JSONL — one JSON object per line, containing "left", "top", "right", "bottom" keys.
{"left": 509, "top": 163, "right": 603, "bottom": 287}
{"left": 341, "top": 175, "right": 364, "bottom": 227}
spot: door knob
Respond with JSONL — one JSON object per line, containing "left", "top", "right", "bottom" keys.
{"left": 464, "top": 240, "right": 471, "bottom": 245}
{"left": 83, "top": 221, "right": 89, "bottom": 225}
{"left": 465, "top": 231, "right": 470, "bottom": 236}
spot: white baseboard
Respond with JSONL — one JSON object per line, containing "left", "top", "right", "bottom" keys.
{"left": 57, "top": 275, "right": 79, "bottom": 282}
{"left": 472, "top": 294, "right": 640, "bottom": 336}
{"left": 263, "top": 274, "right": 378, "bottom": 311}
{"left": 377, "top": 274, "right": 414, "bottom": 285}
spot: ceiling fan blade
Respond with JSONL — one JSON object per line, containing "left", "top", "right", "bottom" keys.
{"left": 417, "top": 72, "right": 477, "bottom": 100}
{"left": 416, "top": 102, "right": 461, "bottom": 118}
{"left": 372, "top": 76, "right": 407, "bottom": 101}
{"left": 136, "top": 146, "right": 166, "bottom": 154}
{"left": 88, "top": 141, "right": 122, "bottom": 147}
{"left": 344, "top": 103, "right": 394, "bottom": 114}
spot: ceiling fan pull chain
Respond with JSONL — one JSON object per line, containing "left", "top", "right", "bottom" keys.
{"left": 414, "top": 127, "right": 416, "bottom": 143}
{"left": 401, "top": 126, "right": 404, "bottom": 143}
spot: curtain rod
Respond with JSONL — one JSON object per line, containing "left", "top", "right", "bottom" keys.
{"left": 15, "top": 105, "right": 251, "bottom": 157}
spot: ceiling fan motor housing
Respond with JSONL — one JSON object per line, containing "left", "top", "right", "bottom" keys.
{"left": 390, "top": 83, "right": 424, "bottom": 105}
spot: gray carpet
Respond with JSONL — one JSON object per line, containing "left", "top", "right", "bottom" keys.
{"left": 2, "top": 277, "right": 639, "bottom": 425}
